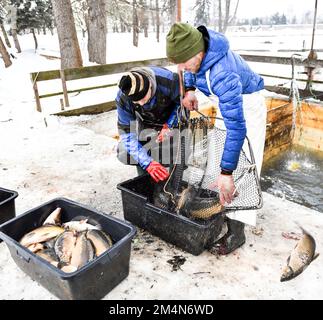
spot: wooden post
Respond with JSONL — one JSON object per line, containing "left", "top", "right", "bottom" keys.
{"left": 60, "top": 98, "right": 65, "bottom": 110}
{"left": 60, "top": 69, "right": 70, "bottom": 107}
{"left": 31, "top": 74, "right": 42, "bottom": 112}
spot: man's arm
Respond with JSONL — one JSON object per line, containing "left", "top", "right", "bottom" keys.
{"left": 210, "top": 71, "right": 245, "bottom": 205}
{"left": 116, "top": 93, "right": 153, "bottom": 169}
{"left": 211, "top": 71, "right": 245, "bottom": 172}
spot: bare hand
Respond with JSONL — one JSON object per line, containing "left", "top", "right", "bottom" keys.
{"left": 210, "top": 174, "right": 236, "bottom": 205}
{"left": 182, "top": 91, "right": 198, "bottom": 111}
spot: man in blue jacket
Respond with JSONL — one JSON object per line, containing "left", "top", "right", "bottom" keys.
{"left": 166, "top": 23, "right": 267, "bottom": 255}
{"left": 116, "top": 66, "right": 181, "bottom": 183}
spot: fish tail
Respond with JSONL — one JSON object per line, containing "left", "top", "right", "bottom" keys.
{"left": 294, "top": 222, "right": 310, "bottom": 235}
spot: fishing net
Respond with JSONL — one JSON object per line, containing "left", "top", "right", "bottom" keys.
{"left": 154, "top": 116, "right": 263, "bottom": 220}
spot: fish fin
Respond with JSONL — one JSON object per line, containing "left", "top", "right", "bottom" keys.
{"left": 312, "top": 253, "right": 320, "bottom": 261}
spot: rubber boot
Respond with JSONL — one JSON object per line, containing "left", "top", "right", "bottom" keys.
{"left": 215, "top": 218, "right": 246, "bottom": 255}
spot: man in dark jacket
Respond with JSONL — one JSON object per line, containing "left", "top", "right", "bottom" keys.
{"left": 116, "top": 66, "right": 181, "bottom": 183}
{"left": 166, "top": 23, "right": 267, "bottom": 255}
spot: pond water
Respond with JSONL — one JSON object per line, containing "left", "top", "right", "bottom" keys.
{"left": 261, "top": 145, "right": 323, "bottom": 213}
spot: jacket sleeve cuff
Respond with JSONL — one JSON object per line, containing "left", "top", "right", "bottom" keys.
{"left": 185, "top": 87, "right": 196, "bottom": 92}
{"left": 221, "top": 168, "right": 233, "bottom": 175}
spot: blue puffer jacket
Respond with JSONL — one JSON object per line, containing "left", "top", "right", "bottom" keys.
{"left": 184, "top": 26, "right": 264, "bottom": 171}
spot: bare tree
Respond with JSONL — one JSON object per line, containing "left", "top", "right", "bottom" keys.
{"left": 133, "top": 0, "right": 139, "bottom": 47}
{"left": 214, "top": 0, "right": 239, "bottom": 33}
{"left": 71, "top": 0, "right": 88, "bottom": 38}
{"left": 11, "top": 28, "right": 20, "bottom": 52}
{"left": 0, "top": 22, "right": 11, "bottom": 48}
{"left": 51, "top": 0, "right": 83, "bottom": 69}
{"left": 0, "top": 34, "right": 12, "bottom": 67}
{"left": 156, "top": 0, "right": 160, "bottom": 42}
{"left": 5, "top": 4, "right": 21, "bottom": 52}
{"left": 87, "top": 0, "right": 107, "bottom": 64}
{"left": 138, "top": 0, "right": 148, "bottom": 38}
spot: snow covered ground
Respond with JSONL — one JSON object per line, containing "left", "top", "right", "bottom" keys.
{"left": 0, "top": 30, "right": 323, "bottom": 300}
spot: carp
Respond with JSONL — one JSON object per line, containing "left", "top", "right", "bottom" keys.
{"left": 63, "top": 219, "right": 100, "bottom": 232}
{"left": 20, "top": 225, "right": 64, "bottom": 247}
{"left": 43, "top": 207, "right": 62, "bottom": 226}
{"left": 36, "top": 249, "right": 59, "bottom": 267}
{"left": 86, "top": 229, "right": 113, "bottom": 256}
{"left": 70, "top": 232, "right": 95, "bottom": 269}
{"left": 281, "top": 226, "right": 319, "bottom": 282}
{"left": 54, "top": 231, "right": 77, "bottom": 264}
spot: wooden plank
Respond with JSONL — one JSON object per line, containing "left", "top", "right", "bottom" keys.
{"left": 30, "top": 57, "right": 171, "bottom": 82}
{"left": 60, "top": 70, "right": 70, "bottom": 108}
{"left": 30, "top": 54, "right": 323, "bottom": 82}
{"left": 264, "top": 142, "right": 291, "bottom": 162}
{"left": 30, "top": 69, "right": 61, "bottom": 82}
{"left": 52, "top": 101, "right": 116, "bottom": 117}
{"left": 64, "top": 57, "right": 171, "bottom": 81}
{"left": 265, "top": 85, "right": 323, "bottom": 99}
{"left": 39, "top": 83, "right": 118, "bottom": 99}
{"left": 294, "top": 127, "right": 323, "bottom": 151}
{"left": 265, "top": 97, "right": 290, "bottom": 111}
{"left": 267, "top": 105, "right": 293, "bottom": 124}
{"left": 240, "top": 53, "right": 323, "bottom": 68}
{"left": 266, "top": 121, "right": 293, "bottom": 141}
{"left": 260, "top": 73, "right": 323, "bottom": 85}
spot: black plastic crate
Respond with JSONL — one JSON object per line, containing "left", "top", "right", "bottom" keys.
{"left": 0, "top": 197, "right": 136, "bottom": 300}
{"left": 117, "top": 175, "right": 225, "bottom": 256}
{"left": 0, "top": 187, "right": 18, "bottom": 228}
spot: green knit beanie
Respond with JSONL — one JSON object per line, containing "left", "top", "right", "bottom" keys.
{"left": 166, "top": 23, "right": 204, "bottom": 63}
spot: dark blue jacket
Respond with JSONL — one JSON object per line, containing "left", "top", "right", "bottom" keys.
{"left": 184, "top": 26, "right": 264, "bottom": 171}
{"left": 116, "top": 67, "right": 180, "bottom": 169}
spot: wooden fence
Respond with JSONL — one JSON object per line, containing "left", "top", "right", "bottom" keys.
{"left": 30, "top": 53, "right": 323, "bottom": 115}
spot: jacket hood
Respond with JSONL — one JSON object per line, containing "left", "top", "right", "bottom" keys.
{"left": 198, "top": 27, "right": 230, "bottom": 74}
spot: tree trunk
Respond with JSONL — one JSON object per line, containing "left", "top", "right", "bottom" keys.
{"left": 218, "top": 0, "right": 223, "bottom": 33}
{"left": 133, "top": 0, "right": 139, "bottom": 47}
{"left": 170, "top": 0, "right": 176, "bottom": 24}
{"left": 51, "top": 0, "right": 83, "bottom": 69}
{"left": 223, "top": 0, "right": 231, "bottom": 34}
{"left": 150, "top": 0, "right": 155, "bottom": 32}
{"left": 86, "top": 0, "right": 107, "bottom": 64}
{"left": 1, "top": 23, "right": 11, "bottom": 48}
{"left": 31, "top": 28, "right": 38, "bottom": 51}
{"left": 139, "top": 5, "right": 148, "bottom": 38}
{"left": 228, "top": 0, "right": 240, "bottom": 26}
{"left": 0, "top": 35, "right": 12, "bottom": 67}
{"left": 156, "top": 0, "right": 160, "bottom": 42}
{"left": 11, "top": 29, "right": 21, "bottom": 53}
{"left": 43, "top": 27, "right": 47, "bottom": 35}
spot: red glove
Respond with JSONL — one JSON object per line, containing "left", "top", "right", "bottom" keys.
{"left": 156, "top": 123, "right": 172, "bottom": 143}
{"left": 146, "top": 161, "right": 169, "bottom": 183}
